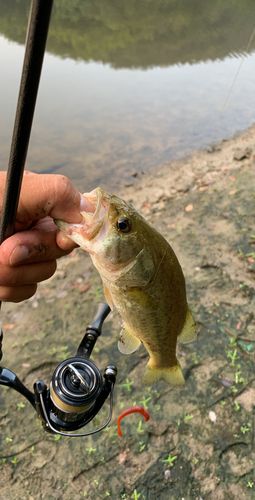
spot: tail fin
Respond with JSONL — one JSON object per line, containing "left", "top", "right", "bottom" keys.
{"left": 142, "top": 360, "right": 185, "bottom": 387}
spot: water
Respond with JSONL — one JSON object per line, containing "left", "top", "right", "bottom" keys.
{"left": 0, "top": 1, "right": 255, "bottom": 191}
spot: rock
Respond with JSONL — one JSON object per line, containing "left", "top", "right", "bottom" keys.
{"left": 233, "top": 148, "right": 252, "bottom": 160}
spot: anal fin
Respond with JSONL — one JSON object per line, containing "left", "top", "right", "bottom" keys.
{"left": 178, "top": 307, "right": 197, "bottom": 344}
{"left": 118, "top": 325, "right": 141, "bottom": 354}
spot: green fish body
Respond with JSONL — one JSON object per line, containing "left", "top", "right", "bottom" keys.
{"left": 56, "top": 187, "right": 196, "bottom": 386}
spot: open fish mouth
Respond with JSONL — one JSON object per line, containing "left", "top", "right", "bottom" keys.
{"left": 55, "top": 187, "right": 109, "bottom": 241}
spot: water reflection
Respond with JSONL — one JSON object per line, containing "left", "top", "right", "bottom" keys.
{"left": 1, "top": 0, "right": 255, "bottom": 67}
{"left": 0, "top": 1, "right": 255, "bottom": 190}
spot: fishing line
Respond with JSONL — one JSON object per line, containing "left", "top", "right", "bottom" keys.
{"left": 200, "top": 25, "right": 255, "bottom": 162}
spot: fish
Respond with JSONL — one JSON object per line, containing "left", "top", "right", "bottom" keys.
{"left": 55, "top": 187, "right": 196, "bottom": 387}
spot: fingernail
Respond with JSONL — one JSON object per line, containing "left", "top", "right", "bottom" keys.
{"left": 10, "top": 245, "right": 30, "bottom": 265}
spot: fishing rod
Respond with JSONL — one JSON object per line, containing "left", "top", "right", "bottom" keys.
{"left": 0, "top": 0, "right": 117, "bottom": 437}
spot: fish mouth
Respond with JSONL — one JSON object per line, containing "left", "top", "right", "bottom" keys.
{"left": 56, "top": 187, "right": 109, "bottom": 242}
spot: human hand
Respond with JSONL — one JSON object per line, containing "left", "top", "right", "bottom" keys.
{"left": 0, "top": 171, "right": 91, "bottom": 302}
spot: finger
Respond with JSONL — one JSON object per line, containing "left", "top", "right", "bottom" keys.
{"left": 0, "top": 217, "right": 76, "bottom": 266}
{"left": 0, "top": 284, "right": 37, "bottom": 303}
{"left": 56, "top": 230, "right": 78, "bottom": 251}
{"left": 0, "top": 260, "right": 56, "bottom": 287}
{"left": 16, "top": 172, "right": 93, "bottom": 223}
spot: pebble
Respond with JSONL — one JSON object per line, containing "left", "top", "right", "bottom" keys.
{"left": 10, "top": 312, "right": 24, "bottom": 323}
{"left": 164, "top": 470, "right": 171, "bottom": 479}
{"left": 209, "top": 411, "right": 217, "bottom": 423}
{"left": 56, "top": 291, "right": 68, "bottom": 299}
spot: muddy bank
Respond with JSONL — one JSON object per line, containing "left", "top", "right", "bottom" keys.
{"left": 1, "top": 125, "right": 255, "bottom": 499}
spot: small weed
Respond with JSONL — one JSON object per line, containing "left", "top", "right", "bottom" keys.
{"left": 247, "top": 481, "right": 254, "bottom": 488}
{"left": 139, "top": 441, "right": 146, "bottom": 452}
{"left": 131, "top": 490, "right": 141, "bottom": 500}
{"left": 162, "top": 454, "right": 178, "bottom": 467}
{"left": 54, "top": 434, "right": 61, "bottom": 441}
{"left": 184, "top": 414, "right": 193, "bottom": 423}
{"left": 241, "top": 425, "right": 250, "bottom": 434}
{"left": 11, "top": 456, "right": 19, "bottom": 465}
{"left": 50, "top": 347, "right": 57, "bottom": 356}
{"left": 227, "top": 349, "right": 239, "bottom": 366}
{"left": 30, "top": 446, "right": 37, "bottom": 457}
{"left": 234, "top": 401, "right": 240, "bottom": 411}
{"left": 17, "top": 402, "right": 25, "bottom": 410}
{"left": 86, "top": 447, "right": 96, "bottom": 454}
{"left": 121, "top": 378, "right": 134, "bottom": 392}
{"left": 137, "top": 420, "right": 143, "bottom": 434}
{"left": 138, "top": 396, "right": 151, "bottom": 410}
{"left": 6, "top": 437, "right": 13, "bottom": 443}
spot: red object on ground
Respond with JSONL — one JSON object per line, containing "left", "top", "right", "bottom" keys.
{"left": 117, "top": 405, "right": 150, "bottom": 437}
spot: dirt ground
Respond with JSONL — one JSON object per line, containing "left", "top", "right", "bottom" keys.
{"left": 1, "top": 125, "right": 255, "bottom": 499}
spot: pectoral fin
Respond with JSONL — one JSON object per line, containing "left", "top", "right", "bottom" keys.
{"left": 118, "top": 325, "right": 141, "bottom": 354}
{"left": 178, "top": 307, "right": 197, "bottom": 344}
{"left": 103, "top": 284, "right": 114, "bottom": 310}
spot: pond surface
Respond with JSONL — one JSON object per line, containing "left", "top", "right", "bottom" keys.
{"left": 0, "top": 0, "right": 255, "bottom": 191}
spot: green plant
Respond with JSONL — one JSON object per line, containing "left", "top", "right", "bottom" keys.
{"left": 241, "top": 425, "right": 250, "bottom": 434}
{"left": 138, "top": 396, "right": 151, "bottom": 410}
{"left": 227, "top": 349, "right": 239, "bottom": 366}
{"left": 86, "top": 447, "right": 96, "bottom": 454}
{"left": 234, "top": 401, "right": 240, "bottom": 410}
{"left": 139, "top": 441, "right": 146, "bottom": 452}
{"left": 131, "top": 490, "right": 140, "bottom": 500}
{"left": 184, "top": 414, "right": 193, "bottom": 423}
{"left": 30, "top": 446, "right": 37, "bottom": 457}
{"left": 121, "top": 378, "right": 134, "bottom": 392}
{"left": 137, "top": 420, "right": 143, "bottom": 434}
{"left": 17, "top": 402, "right": 25, "bottom": 410}
{"left": 162, "top": 453, "right": 178, "bottom": 467}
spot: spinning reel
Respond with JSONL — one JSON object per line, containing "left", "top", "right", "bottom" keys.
{"left": 0, "top": 303, "right": 117, "bottom": 437}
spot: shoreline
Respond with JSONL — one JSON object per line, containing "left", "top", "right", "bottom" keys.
{"left": 120, "top": 122, "right": 255, "bottom": 210}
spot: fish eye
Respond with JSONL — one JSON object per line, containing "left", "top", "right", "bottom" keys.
{"left": 116, "top": 216, "right": 132, "bottom": 233}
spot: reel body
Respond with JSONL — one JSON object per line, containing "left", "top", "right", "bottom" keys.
{"left": 0, "top": 303, "right": 117, "bottom": 437}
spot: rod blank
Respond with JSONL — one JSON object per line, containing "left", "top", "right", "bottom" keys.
{"left": 0, "top": 0, "right": 53, "bottom": 245}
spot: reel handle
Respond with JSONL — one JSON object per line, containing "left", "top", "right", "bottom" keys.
{"left": 76, "top": 302, "right": 111, "bottom": 358}
{"left": 87, "top": 302, "right": 111, "bottom": 335}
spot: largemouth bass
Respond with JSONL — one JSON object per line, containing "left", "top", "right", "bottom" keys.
{"left": 56, "top": 187, "right": 196, "bottom": 387}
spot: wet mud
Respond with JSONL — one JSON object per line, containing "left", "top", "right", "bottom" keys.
{"left": 1, "top": 125, "right": 255, "bottom": 499}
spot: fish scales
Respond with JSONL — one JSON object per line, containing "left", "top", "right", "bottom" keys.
{"left": 55, "top": 187, "right": 197, "bottom": 387}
